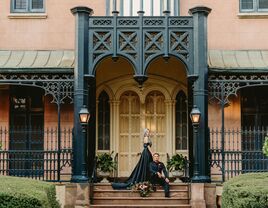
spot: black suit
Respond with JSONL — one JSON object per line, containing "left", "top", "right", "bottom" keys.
{"left": 149, "top": 161, "right": 170, "bottom": 197}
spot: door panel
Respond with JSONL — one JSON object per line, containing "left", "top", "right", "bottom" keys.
{"left": 118, "top": 90, "right": 166, "bottom": 176}
{"left": 145, "top": 91, "right": 166, "bottom": 161}
{"left": 119, "top": 92, "right": 141, "bottom": 176}
{"left": 9, "top": 86, "right": 44, "bottom": 176}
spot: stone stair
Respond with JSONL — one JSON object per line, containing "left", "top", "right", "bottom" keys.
{"left": 90, "top": 183, "right": 191, "bottom": 208}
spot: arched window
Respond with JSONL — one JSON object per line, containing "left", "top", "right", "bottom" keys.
{"left": 175, "top": 90, "right": 187, "bottom": 150}
{"left": 98, "top": 91, "right": 110, "bottom": 150}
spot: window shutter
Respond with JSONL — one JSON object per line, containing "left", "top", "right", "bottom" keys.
{"left": 259, "top": 0, "right": 268, "bottom": 9}
{"left": 240, "top": 0, "right": 254, "bottom": 10}
{"left": 14, "top": 0, "right": 27, "bottom": 10}
{"left": 32, "top": 0, "right": 44, "bottom": 10}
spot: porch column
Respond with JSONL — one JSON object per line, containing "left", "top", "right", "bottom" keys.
{"left": 165, "top": 99, "right": 174, "bottom": 156}
{"left": 71, "top": 6, "right": 93, "bottom": 183}
{"left": 87, "top": 76, "right": 96, "bottom": 179}
{"left": 189, "top": 6, "right": 211, "bottom": 183}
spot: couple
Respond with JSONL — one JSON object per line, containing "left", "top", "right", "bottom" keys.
{"left": 112, "top": 128, "right": 170, "bottom": 197}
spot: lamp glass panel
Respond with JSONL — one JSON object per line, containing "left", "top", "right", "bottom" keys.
{"left": 192, "top": 114, "right": 200, "bottom": 123}
{"left": 80, "top": 114, "right": 88, "bottom": 123}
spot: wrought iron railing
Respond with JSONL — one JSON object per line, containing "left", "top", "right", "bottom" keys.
{"left": 209, "top": 127, "right": 268, "bottom": 182}
{"left": 0, "top": 127, "right": 72, "bottom": 182}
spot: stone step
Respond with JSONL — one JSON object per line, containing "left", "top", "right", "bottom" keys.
{"left": 94, "top": 190, "right": 189, "bottom": 198}
{"left": 90, "top": 205, "right": 191, "bottom": 208}
{"left": 93, "top": 183, "right": 190, "bottom": 191}
{"left": 92, "top": 197, "right": 190, "bottom": 205}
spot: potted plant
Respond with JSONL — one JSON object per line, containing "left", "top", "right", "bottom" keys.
{"left": 96, "top": 152, "right": 117, "bottom": 183}
{"left": 167, "top": 153, "right": 187, "bottom": 183}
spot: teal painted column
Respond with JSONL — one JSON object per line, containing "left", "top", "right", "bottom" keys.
{"left": 71, "top": 6, "right": 93, "bottom": 183}
{"left": 189, "top": 6, "right": 211, "bottom": 183}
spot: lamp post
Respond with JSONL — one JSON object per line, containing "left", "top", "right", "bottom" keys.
{"left": 190, "top": 105, "right": 201, "bottom": 182}
{"left": 79, "top": 105, "right": 90, "bottom": 180}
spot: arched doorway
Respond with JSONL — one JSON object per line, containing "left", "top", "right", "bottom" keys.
{"left": 95, "top": 55, "right": 189, "bottom": 177}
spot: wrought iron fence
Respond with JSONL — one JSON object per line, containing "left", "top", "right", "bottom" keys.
{"left": 0, "top": 127, "right": 72, "bottom": 182}
{"left": 209, "top": 127, "right": 268, "bottom": 182}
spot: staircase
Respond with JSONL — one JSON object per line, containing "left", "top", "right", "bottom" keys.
{"left": 90, "top": 183, "right": 191, "bottom": 208}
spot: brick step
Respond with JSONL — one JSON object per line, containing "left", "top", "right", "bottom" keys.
{"left": 90, "top": 205, "right": 191, "bottom": 208}
{"left": 93, "top": 183, "right": 190, "bottom": 191}
{"left": 94, "top": 190, "right": 189, "bottom": 198}
{"left": 93, "top": 197, "right": 190, "bottom": 205}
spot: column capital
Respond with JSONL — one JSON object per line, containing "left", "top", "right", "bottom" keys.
{"left": 71, "top": 6, "right": 94, "bottom": 15}
{"left": 189, "top": 6, "right": 211, "bottom": 16}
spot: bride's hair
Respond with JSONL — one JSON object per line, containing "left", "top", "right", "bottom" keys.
{"left": 144, "top": 128, "right": 149, "bottom": 136}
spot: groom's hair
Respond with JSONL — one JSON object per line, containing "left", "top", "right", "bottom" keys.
{"left": 153, "top": 152, "right": 160, "bottom": 156}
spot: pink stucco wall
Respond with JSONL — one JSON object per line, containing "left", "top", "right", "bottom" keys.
{"left": 181, "top": 0, "right": 268, "bottom": 50}
{"left": 0, "top": 0, "right": 267, "bottom": 50}
{"left": 0, "top": 0, "right": 105, "bottom": 50}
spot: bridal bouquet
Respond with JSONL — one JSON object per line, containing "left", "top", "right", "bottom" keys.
{"left": 133, "top": 181, "right": 153, "bottom": 197}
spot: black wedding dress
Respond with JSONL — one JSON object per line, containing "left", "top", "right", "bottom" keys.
{"left": 111, "top": 140, "right": 153, "bottom": 190}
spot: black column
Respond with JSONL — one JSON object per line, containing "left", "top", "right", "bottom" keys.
{"left": 86, "top": 76, "right": 96, "bottom": 179}
{"left": 71, "top": 6, "right": 93, "bottom": 183}
{"left": 189, "top": 6, "right": 211, "bottom": 183}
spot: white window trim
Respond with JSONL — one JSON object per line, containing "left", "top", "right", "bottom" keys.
{"left": 240, "top": 0, "right": 268, "bottom": 13}
{"left": 11, "top": 0, "right": 45, "bottom": 13}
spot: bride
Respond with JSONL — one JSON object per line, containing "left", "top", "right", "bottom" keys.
{"left": 111, "top": 128, "right": 153, "bottom": 189}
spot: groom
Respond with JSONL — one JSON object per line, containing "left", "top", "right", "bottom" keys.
{"left": 149, "top": 153, "right": 170, "bottom": 197}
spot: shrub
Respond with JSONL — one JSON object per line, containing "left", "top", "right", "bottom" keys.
{"left": 0, "top": 176, "right": 60, "bottom": 208}
{"left": 222, "top": 173, "right": 268, "bottom": 208}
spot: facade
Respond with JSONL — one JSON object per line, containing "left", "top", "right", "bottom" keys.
{"left": 0, "top": 0, "right": 268, "bottom": 183}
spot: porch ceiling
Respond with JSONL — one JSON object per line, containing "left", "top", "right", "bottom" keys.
{"left": 208, "top": 50, "right": 268, "bottom": 73}
{"left": 0, "top": 50, "right": 74, "bottom": 73}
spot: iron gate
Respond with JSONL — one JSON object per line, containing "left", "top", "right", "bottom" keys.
{"left": 209, "top": 127, "right": 268, "bottom": 182}
{"left": 0, "top": 127, "right": 72, "bottom": 182}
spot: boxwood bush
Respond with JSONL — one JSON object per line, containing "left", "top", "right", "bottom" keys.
{"left": 222, "top": 173, "right": 268, "bottom": 208}
{"left": 0, "top": 176, "right": 60, "bottom": 208}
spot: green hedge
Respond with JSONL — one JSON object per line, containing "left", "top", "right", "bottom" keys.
{"left": 222, "top": 173, "right": 268, "bottom": 208}
{"left": 0, "top": 176, "right": 60, "bottom": 208}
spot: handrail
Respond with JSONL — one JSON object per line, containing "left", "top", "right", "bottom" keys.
{"left": 89, "top": 156, "right": 97, "bottom": 205}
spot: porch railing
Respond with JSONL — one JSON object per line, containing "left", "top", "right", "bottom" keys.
{"left": 0, "top": 127, "right": 72, "bottom": 182}
{"left": 209, "top": 127, "right": 268, "bottom": 182}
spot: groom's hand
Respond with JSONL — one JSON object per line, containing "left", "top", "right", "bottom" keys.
{"left": 157, "top": 172, "right": 162, "bottom": 178}
{"left": 165, "top": 178, "right": 170, "bottom": 183}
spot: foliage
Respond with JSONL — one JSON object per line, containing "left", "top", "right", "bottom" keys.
{"left": 96, "top": 152, "right": 117, "bottom": 173}
{"left": 0, "top": 175, "right": 60, "bottom": 208}
{"left": 167, "top": 154, "right": 187, "bottom": 171}
{"left": 222, "top": 173, "right": 268, "bottom": 208}
{"left": 132, "top": 181, "right": 154, "bottom": 197}
{"left": 262, "top": 135, "right": 268, "bottom": 157}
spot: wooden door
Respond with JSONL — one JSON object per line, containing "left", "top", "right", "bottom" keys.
{"left": 118, "top": 90, "right": 166, "bottom": 176}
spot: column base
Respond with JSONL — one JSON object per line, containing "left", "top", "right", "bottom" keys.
{"left": 191, "top": 183, "right": 206, "bottom": 208}
{"left": 191, "top": 175, "right": 211, "bottom": 183}
{"left": 71, "top": 175, "right": 89, "bottom": 183}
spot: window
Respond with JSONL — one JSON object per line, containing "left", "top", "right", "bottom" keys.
{"left": 175, "top": 91, "right": 187, "bottom": 150}
{"left": 11, "top": 0, "right": 45, "bottom": 13}
{"left": 240, "top": 0, "right": 268, "bottom": 12}
{"left": 106, "top": 0, "right": 180, "bottom": 16}
{"left": 98, "top": 91, "right": 110, "bottom": 150}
